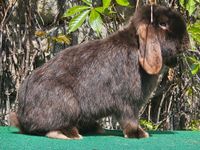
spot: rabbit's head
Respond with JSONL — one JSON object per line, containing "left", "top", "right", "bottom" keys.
{"left": 133, "top": 5, "right": 189, "bottom": 74}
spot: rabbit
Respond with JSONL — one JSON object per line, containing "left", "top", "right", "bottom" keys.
{"left": 11, "top": 5, "right": 189, "bottom": 139}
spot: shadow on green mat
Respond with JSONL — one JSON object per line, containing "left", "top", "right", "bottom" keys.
{"left": 0, "top": 126, "right": 199, "bottom": 150}
{"left": 83, "top": 129, "right": 175, "bottom": 137}
{"left": 7, "top": 127, "right": 175, "bottom": 138}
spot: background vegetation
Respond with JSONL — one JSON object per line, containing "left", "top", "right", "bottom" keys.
{"left": 0, "top": 0, "right": 199, "bottom": 130}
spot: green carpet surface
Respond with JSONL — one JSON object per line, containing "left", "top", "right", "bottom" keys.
{"left": 0, "top": 127, "right": 200, "bottom": 150}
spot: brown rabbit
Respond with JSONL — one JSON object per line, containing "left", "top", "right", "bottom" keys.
{"left": 11, "top": 5, "right": 189, "bottom": 139}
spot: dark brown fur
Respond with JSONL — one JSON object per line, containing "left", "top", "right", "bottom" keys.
{"left": 12, "top": 5, "right": 188, "bottom": 139}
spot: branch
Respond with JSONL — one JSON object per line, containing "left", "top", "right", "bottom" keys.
{"left": 0, "top": 0, "right": 17, "bottom": 31}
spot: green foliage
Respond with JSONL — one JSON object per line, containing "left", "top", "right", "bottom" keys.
{"left": 115, "top": 0, "right": 130, "bottom": 6}
{"left": 187, "top": 56, "right": 200, "bottom": 75}
{"left": 186, "top": 21, "right": 200, "bottom": 75}
{"left": 140, "top": 120, "right": 159, "bottom": 130}
{"left": 180, "top": 0, "right": 198, "bottom": 16}
{"left": 63, "top": 0, "right": 130, "bottom": 35}
{"left": 82, "top": 0, "right": 92, "bottom": 6}
{"left": 63, "top": 0, "right": 104, "bottom": 35}
{"left": 103, "top": 0, "right": 112, "bottom": 8}
{"left": 63, "top": 6, "right": 90, "bottom": 17}
{"left": 188, "top": 21, "right": 200, "bottom": 44}
{"left": 68, "top": 10, "right": 90, "bottom": 33}
{"left": 89, "top": 9, "right": 104, "bottom": 35}
{"left": 188, "top": 120, "right": 200, "bottom": 130}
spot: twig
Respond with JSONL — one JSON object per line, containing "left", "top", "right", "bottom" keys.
{"left": 148, "top": 100, "right": 151, "bottom": 121}
{"left": 169, "top": 0, "right": 175, "bottom": 8}
{"left": 136, "top": 0, "right": 140, "bottom": 10}
{"left": 156, "top": 83, "right": 175, "bottom": 123}
{"left": 187, "top": 49, "right": 200, "bottom": 57}
{"left": 0, "top": 0, "right": 17, "bottom": 31}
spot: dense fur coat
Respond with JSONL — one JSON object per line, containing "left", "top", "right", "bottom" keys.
{"left": 13, "top": 5, "right": 188, "bottom": 139}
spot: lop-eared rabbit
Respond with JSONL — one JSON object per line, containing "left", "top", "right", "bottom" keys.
{"left": 11, "top": 5, "right": 189, "bottom": 139}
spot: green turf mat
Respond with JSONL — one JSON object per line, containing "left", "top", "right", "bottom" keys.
{"left": 0, "top": 126, "right": 200, "bottom": 150}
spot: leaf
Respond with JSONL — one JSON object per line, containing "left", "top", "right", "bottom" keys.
{"left": 186, "top": 0, "right": 196, "bottom": 16}
{"left": 188, "top": 22, "right": 200, "bottom": 44}
{"left": 140, "top": 120, "right": 155, "bottom": 130}
{"left": 115, "top": 0, "right": 130, "bottom": 6}
{"left": 82, "top": 0, "right": 92, "bottom": 6}
{"left": 180, "top": 0, "right": 197, "bottom": 16}
{"left": 95, "top": 7, "right": 116, "bottom": 15}
{"left": 95, "top": 7, "right": 105, "bottom": 14}
{"left": 189, "top": 120, "right": 200, "bottom": 131}
{"left": 187, "top": 55, "right": 200, "bottom": 75}
{"left": 35, "top": 30, "right": 46, "bottom": 37}
{"left": 52, "top": 34, "right": 71, "bottom": 44}
{"left": 63, "top": 6, "right": 90, "bottom": 17}
{"left": 89, "top": 9, "right": 104, "bottom": 35}
{"left": 179, "top": 0, "right": 185, "bottom": 8}
{"left": 68, "top": 10, "right": 90, "bottom": 33}
{"left": 191, "top": 64, "right": 200, "bottom": 75}
{"left": 187, "top": 56, "right": 198, "bottom": 63}
{"left": 186, "top": 87, "right": 193, "bottom": 98}
{"left": 103, "top": 0, "right": 111, "bottom": 9}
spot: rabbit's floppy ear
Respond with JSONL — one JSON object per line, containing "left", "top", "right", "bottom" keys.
{"left": 137, "top": 24, "right": 162, "bottom": 74}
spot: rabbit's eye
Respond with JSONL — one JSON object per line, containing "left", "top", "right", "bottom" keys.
{"left": 159, "top": 22, "right": 167, "bottom": 26}
{"left": 159, "top": 22, "right": 169, "bottom": 30}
